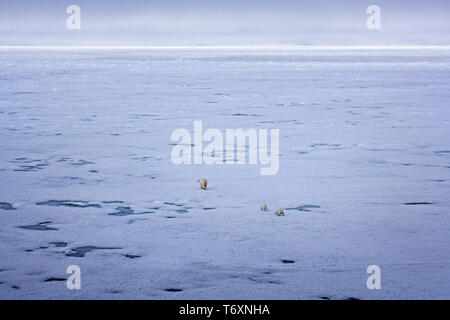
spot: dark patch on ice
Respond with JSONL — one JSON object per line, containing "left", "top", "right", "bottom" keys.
{"left": 127, "top": 218, "right": 147, "bottom": 224}
{"left": 134, "top": 114, "right": 160, "bottom": 118}
{"left": 346, "top": 297, "right": 360, "bottom": 300}
{"left": 71, "top": 160, "right": 95, "bottom": 166}
{"left": 108, "top": 206, "right": 154, "bottom": 216}
{"left": 89, "top": 170, "right": 98, "bottom": 173}
{"left": 13, "top": 91, "right": 33, "bottom": 95}
{"left": 36, "top": 200, "right": 101, "bottom": 208}
{"left": 434, "top": 150, "right": 450, "bottom": 155}
{"left": 12, "top": 158, "right": 43, "bottom": 162}
{"left": 165, "top": 288, "right": 182, "bottom": 292}
{"left": 169, "top": 143, "right": 195, "bottom": 147}
{"left": 404, "top": 202, "right": 433, "bottom": 205}
{"left": 66, "top": 246, "right": 122, "bottom": 257}
{"left": 258, "top": 120, "right": 275, "bottom": 124}
{"left": 139, "top": 174, "right": 158, "bottom": 179}
{"left": 231, "top": 113, "right": 261, "bottom": 117}
{"left": 165, "top": 216, "right": 176, "bottom": 219}
{"left": 310, "top": 143, "right": 341, "bottom": 148}
{"left": 124, "top": 254, "right": 141, "bottom": 259}
{"left": 0, "top": 202, "right": 15, "bottom": 210}
{"left": 12, "top": 158, "right": 49, "bottom": 171}
{"left": 285, "top": 205, "right": 320, "bottom": 212}
{"left": 320, "top": 297, "right": 331, "bottom": 300}
{"left": 103, "top": 201, "right": 124, "bottom": 204}
{"left": 281, "top": 259, "right": 295, "bottom": 264}
{"left": 203, "top": 207, "right": 216, "bottom": 210}
{"left": 164, "top": 202, "right": 183, "bottom": 206}
{"left": 25, "top": 249, "right": 34, "bottom": 252}
{"left": 109, "top": 290, "right": 122, "bottom": 294}
{"left": 289, "top": 102, "right": 304, "bottom": 106}
{"left": 44, "top": 277, "right": 66, "bottom": 282}
{"left": 132, "top": 156, "right": 152, "bottom": 161}
{"left": 11, "top": 285, "right": 20, "bottom": 289}
{"left": 19, "top": 221, "right": 58, "bottom": 231}
{"left": 64, "top": 176, "right": 82, "bottom": 181}
{"left": 49, "top": 242, "right": 67, "bottom": 247}
{"left": 108, "top": 206, "right": 134, "bottom": 216}
{"left": 175, "top": 209, "right": 188, "bottom": 213}
{"left": 248, "top": 276, "right": 281, "bottom": 285}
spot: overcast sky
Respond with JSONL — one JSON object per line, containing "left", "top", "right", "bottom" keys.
{"left": 1, "top": 0, "right": 449, "bottom": 45}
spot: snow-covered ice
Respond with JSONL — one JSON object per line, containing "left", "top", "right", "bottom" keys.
{"left": 0, "top": 48, "right": 449, "bottom": 299}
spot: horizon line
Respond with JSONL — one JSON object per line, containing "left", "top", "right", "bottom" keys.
{"left": 1, "top": 45, "right": 450, "bottom": 50}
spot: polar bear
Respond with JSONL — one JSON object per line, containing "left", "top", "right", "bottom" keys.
{"left": 198, "top": 178, "right": 208, "bottom": 190}
{"left": 260, "top": 204, "right": 268, "bottom": 211}
{"left": 275, "top": 209, "right": 285, "bottom": 216}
